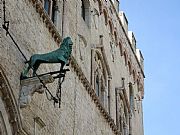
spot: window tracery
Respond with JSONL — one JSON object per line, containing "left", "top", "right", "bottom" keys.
{"left": 93, "top": 51, "right": 108, "bottom": 108}
{"left": 118, "top": 98, "right": 129, "bottom": 135}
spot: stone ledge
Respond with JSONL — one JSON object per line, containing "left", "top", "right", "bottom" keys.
{"left": 70, "top": 56, "right": 121, "bottom": 135}
{"left": 29, "top": 0, "right": 61, "bottom": 44}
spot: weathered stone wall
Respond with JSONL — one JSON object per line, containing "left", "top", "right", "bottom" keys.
{"left": 0, "top": 0, "right": 144, "bottom": 135}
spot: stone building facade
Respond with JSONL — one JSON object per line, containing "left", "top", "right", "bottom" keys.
{"left": 0, "top": 0, "right": 145, "bottom": 135}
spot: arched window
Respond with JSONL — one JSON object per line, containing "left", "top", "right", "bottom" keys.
{"left": 114, "top": 31, "right": 118, "bottom": 45}
{"left": 118, "top": 98, "right": 129, "bottom": 135}
{"left": 97, "top": 0, "right": 103, "bottom": 14}
{"left": 109, "top": 20, "right": 113, "bottom": 34}
{"left": 0, "top": 66, "right": 22, "bottom": 134}
{"left": 119, "top": 41, "right": 123, "bottom": 56}
{"left": 103, "top": 9, "right": 108, "bottom": 25}
{"left": 81, "top": 0, "right": 86, "bottom": 20}
{"left": 129, "top": 83, "right": 134, "bottom": 113}
{"left": 81, "top": 0, "right": 90, "bottom": 26}
{"left": 128, "top": 61, "right": 132, "bottom": 75}
{"left": 41, "top": 0, "right": 56, "bottom": 22}
{"left": 123, "top": 51, "right": 127, "bottom": 65}
{"left": 93, "top": 8, "right": 99, "bottom": 29}
{"left": 94, "top": 51, "right": 107, "bottom": 108}
{"left": 132, "top": 70, "right": 136, "bottom": 81}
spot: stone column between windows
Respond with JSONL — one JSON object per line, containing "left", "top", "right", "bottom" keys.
{"left": 91, "top": 49, "right": 95, "bottom": 88}
{"left": 108, "top": 75, "right": 112, "bottom": 115}
{"left": 49, "top": 0, "right": 53, "bottom": 19}
{"left": 53, "top": 2, "right": 60, "bottom": 29}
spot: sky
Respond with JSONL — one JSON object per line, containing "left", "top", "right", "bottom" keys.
{"left": 120, "top": 0, "right": 180, "bottom": 135}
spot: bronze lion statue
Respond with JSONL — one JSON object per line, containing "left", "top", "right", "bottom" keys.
{"left": 21, "top": 37, "right": 73, "bottom": 79}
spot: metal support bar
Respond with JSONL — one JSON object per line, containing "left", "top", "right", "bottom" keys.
{"left": 1, "top": 0, "right": 65, "bottom": 107}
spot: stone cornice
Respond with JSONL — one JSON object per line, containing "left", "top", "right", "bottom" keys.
{"left": 109, "top": 0, "right": 145, "bottom": 78}
{"left": 29, "top": 0, "right": 61, "bottom": 44}
{"left": 70, "top": 56, "right": 121, "bottom": 135}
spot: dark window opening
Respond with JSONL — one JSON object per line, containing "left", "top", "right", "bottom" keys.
{"left": 51, "top": 1, "right": 56, "bottom": 23}
{"left": 81, "top": 1, "right": 86, "bottom": 21}
{"left": 95, "top": 75, "right": 100, "bottom": 96}
{"left": 44, "top": 0, "right": 49, "bottom": 14}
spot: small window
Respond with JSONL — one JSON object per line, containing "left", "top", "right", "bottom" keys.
{"left": 41, "top": 0, "right": 56, "bottom": 23}
{"left": 81, "top": 1, "right": 86, "bottom": 20}
{"left": 129, "top": 83, "right": 134, "bottom": 113}
{"left": 44, "top": 0, "right": 49, "bottom": 13}
{"left": 93, "top": 52, "right": 108, "bottom": 109}
{"left": 81, "top": 0, "right": 90, "bottom": 26}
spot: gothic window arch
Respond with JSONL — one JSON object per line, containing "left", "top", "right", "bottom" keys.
{"left": 123, "top": 51, "right": 128, "bottom": 65}
{"left": 132, "top": 69, "right": 136, "bottom": 82}
{"left": 129, "top": 82, "right": 134, "bottom": 113}
{"left": 118, "top": 96, "right": 129, "bottom": 135}
{"left": 114, "top": 30, "right": 118, "bottom": 46}
{"left": 93, "top": 8, "right": 99, "bottom": 29}
{"left": 103, "top": 9, "right": 108, "bottom": 25}
{"left": 0, "top": 66, "right": 22, "bottom": 135}
{"left": 110, "top": 41, "right": 116, "bottom": 62}
{"left": 128, "top": 61, "right": 132, "bottom": 75}
{"left": 119, "top": 41, "right": 123, "bottom": 56}
{"left": 78, "top": 34, "right": 87, "bottom": 62}
{"left": 93, "top": 51, "right": 108, "bottom": 108}
{"left": 108, "top": 20, "right": 113, "bottom": 35}
{"left": 137, "top": 78, "right": 140, "bottom": 92}
{"left": 97, "top": 0, "right": 103, "bottom": 14}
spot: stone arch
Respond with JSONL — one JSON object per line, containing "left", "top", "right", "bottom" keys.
{"left": 77, "top": 34, "right": 88, "bottom": 63}
{"left": 123, "top": 50, "right": 128, "bottom": 65}
{"left": 94, "top": 50, "right": 108, "bottom": 83}
{"left": 103, "top": 8, "right": 108, "bottom": 25}
{"left": 118, "top": 92, "right": 129, "bottom": 134}
{"left": 127, "top": 60, "right": 132, "bottom": 75}
{"left": 139, "top": 82, "right": 144, "bottom": 99}
{"left": 132, "top": 69, "right": 136, "bottom": 82}
{"left": 93, "top": 8, "right": 99, "bottom": 29}
{"left": 108, "top": 20, "right": 113, "bottom": 35}
{"left": 96, "top": 0, "right": 103, "bottom": 14}
{"left": 129, "top": 82, "right": 135, "bottom": 114}
{"left": 118, "top": 40, "right": 123, "bottom": 56}
{"left": 114, "top": 30, "right": 118, "bottom": 45}
{"left": 93, "top": 8, "right": 99, "bottom": 16}
{"left": 0, "top": 65, "right": 22, "bottom": 135}
{"left": 78, "top": 34, "right": 87, "bottom": 47}
{"left": 120, "top": 94, "right": 128, "bottom": 121}
{"left": 93, "top": 50, "right": 109, "bottom": 108}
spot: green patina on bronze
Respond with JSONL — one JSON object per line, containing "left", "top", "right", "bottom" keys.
{"left": 21, "top": 37, "right": 73, "bottom": 78}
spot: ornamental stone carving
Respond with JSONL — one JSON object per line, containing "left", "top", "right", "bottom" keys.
{"left": 19, "top": 74, "right": 54, "bottom": 108}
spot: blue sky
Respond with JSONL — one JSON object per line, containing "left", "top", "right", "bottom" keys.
{"left": 120, "top": 0, "right": 180, "bottom": 135}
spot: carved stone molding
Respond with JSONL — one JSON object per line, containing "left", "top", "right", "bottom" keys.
{"left": 0, "top": 65, "right": 27, "bottom": 135}
{"left": 70, "top": 56, "right": 121, "bottom": 135}
{"left": 19, "top": 74, "right": 55, "bottom": 108}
